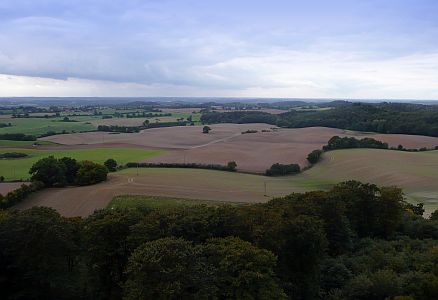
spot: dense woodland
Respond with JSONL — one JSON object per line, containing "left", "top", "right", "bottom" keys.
{"left": 1, "top": 181, "right": 437, "bottom": 300}
{"left": 201, "top": 102, "right": 438, "bottom": 137}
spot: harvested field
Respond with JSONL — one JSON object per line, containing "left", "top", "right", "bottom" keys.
{"left": 16, "top": 168, "right": 306, "bottom": 217}
{"left": 295, "top": 149, "right": 438, "bottom": 215}
{"left": 40, "top": 125, "right": 438, "bottom": 173}
{"left": 0, "top": 182, "right": 24, "bottom": 195}
{"left": 17, "top": 149, "right": 438, "bottom": 217}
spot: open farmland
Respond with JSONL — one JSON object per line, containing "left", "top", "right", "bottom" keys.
{"left": 0, "top": 117, "right": 96, "bottom": 135}
{"left": 16, "top": 148, "right": 438, "bottom": 217}
{"left": 295, "top": 148, "right": 438, "bottom": 214}
{"left": 41, "top": 124, "right": 438, "bottom": 172}
{"left": 16, "top": 168, "right": 309, "bottom": 216}
{"left": 0, "top": 147, "right": 164, "bottom": 180}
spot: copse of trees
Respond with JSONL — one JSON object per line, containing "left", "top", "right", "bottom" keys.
{"left": 29, "top": 156, "right": 108, "bottom": 187}
{"left": 265, "top": 163, "right": 301, "bottom": 176}
{"left": 1, "top": 181, "right": 438, "bottom": 299}
{"left": 323, "top": 136, "right": 389, "bottom": 151}
{"left": 0, "top": 133, "right": 36, "bottom": 141}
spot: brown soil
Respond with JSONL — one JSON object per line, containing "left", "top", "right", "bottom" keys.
{"left": 40, "top": 124, "right": 438, "bottom": 173}
{"left": 15, "top": 170, "right": 302, "bottom": 217}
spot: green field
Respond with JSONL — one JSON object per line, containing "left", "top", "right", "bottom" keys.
{"left": 0, "top": 147, "right": 164, "bottom": 180}
{"left": 108, "top": 195, "right": 233, "bottom": 210}
{"left": 0, "top": 111, "right": 201, "bottom": 136}
{"left": 0, "top": 117, "right": 96, "bottom": 135}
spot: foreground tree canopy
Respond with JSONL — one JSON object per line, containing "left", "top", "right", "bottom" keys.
{"left": 1, "top": 181, "right": 438, "bottom": 299}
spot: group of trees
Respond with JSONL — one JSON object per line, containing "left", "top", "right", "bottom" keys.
{"left": 322, "top": 136, "right": 389, "bottom": 151}
{"left": 29, "top": 156, "right": 108, "bottom": 187}
{"left": 200, "top": 102, "right": 438, "bottom": 137}
{"left": 265, "top": 163, "right": 301, "bottom": 176}
{"left": 0, "top": 133, "right": 36, "bottom": 141}
{"left": 1, "top": 181, "right": 437, "bottom": 299}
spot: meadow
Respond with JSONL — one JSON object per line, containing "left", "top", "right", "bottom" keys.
{"left": 0, "top": 147, "right": 164, "bottom": 180}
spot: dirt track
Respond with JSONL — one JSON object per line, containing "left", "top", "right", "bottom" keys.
{"left": 40, "top": 124, "right": 438, "bottom": 172}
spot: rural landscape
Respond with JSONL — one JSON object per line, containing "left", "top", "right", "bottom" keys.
{"left": 2, "top": 1, "right": 438, "bottom": 300}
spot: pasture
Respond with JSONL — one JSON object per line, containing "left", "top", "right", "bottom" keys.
{"left": 0, "top": 117, "right": 96, "bottom": 135}
{"left": 0, "top": 147, "right": 164, "bottom": 180}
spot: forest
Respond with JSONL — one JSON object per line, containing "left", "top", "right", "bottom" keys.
{"left": 201, "top": 102, "right": 438, "bottom": 137}
{"left": 1, "top": 181, "right": 437, "bottom": 300}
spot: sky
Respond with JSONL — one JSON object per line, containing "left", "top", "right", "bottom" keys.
{"left": 0, "top": 0, "right": 438, "bottom": 99}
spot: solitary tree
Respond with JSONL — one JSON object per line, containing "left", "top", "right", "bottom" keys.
{"left": 203, "top": 126, "right": 211, "bottom": 134}
{"left": 227, "top": 161, "right": 237, "bottom": 171}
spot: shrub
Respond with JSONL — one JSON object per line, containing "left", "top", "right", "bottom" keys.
{"left": 203, "top": 126, "right": 211, "bottom": 134}
{"left": 227, "top": 161, "right": 237, "bottom": 171}
{"left": 0, "top": 152, "right": 28, "bottom": 159}
{"left": 265, "top": 163, "right": 301, "bottom": 176}
{"left": 307, "top": 149, "right": 323, "bottom": 164}
{"left": 104, "top": 159, "right": 118, "bottom": 172}
{"left": 0, "top": 181, "right": 44, "bottom": 209}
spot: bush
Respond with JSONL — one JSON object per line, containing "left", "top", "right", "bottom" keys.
{"left": 203, "top": 126, "right": 211, "bottom": 133}
{"left": 0, "top": 181, "right": 44, "bottom": 209}
{"left": 265, "top": 163, "right": 301, "bottom": 176}
{"left": 104, "top": 159, "right": 118, "bottom": 172}
{"left": 0, "top": 152, "right": 28, "bottom": 159}
{"left": 307, "top": 149, "right": 323, "bottom": 164}
{"left": 227, "top": 161, "right": 237, "bottom": 171}
{"left": 75, "top": 161, "right": 108, "bottom": 186}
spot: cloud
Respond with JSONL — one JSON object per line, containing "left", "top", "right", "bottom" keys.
{"left": 0, "top": 0, "right": 438, "bottom": 99}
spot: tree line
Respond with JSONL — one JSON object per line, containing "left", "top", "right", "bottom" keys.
{"left": 0, "top": 181, "right": 437, "bottom": 299}
{"left": 200, "top": 102, "right": 438, "bottom": 137}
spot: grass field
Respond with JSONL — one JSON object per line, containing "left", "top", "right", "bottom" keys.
{"left": 0, "top": 111, "right": 201, "bottom": 135}
{"left": 0, "top": 117, "right": 96, "bottom": 135}
{"left": 0, "top": 147, "right": 165, "bottom": 180}
{"left": 108, "top": 195, "right": 233, "bottom": 210}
